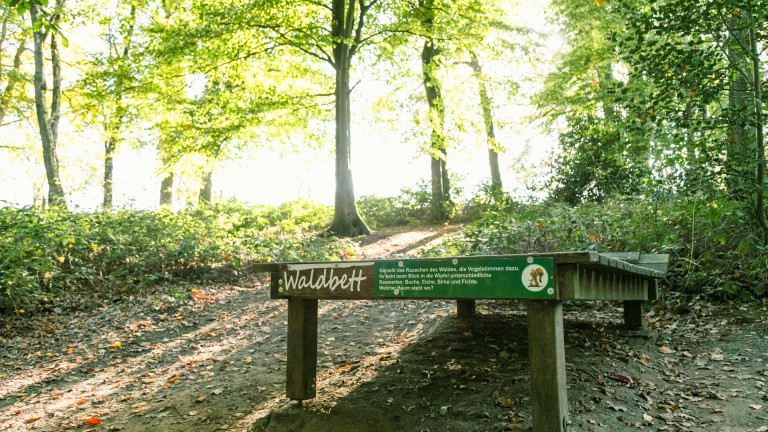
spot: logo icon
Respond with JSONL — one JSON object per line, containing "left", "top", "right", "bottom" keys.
{"left": 522, "top": 264, "right": 548, "bottom": 292}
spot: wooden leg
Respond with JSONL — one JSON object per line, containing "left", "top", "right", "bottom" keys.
{"left": 623, "top": 300, "right": 645, "bottom": 330}
{"left": 286, "top": 298, "right": 318, "bottom": 400}
{"left": 527, "top": 301, "right": 568, "bottom": 432}
{"left": 456, "top": 299, "right": 475, "bottom": 318}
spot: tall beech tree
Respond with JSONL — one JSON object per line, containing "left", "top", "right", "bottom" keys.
{"left": 29, "top": 0, "right": 66, "bottom": 208}
{"left": 418, "top": 0, "right": 451, "bottom": 222}
{"left": 72, "top": 2, "right": 141, "bottom": 210}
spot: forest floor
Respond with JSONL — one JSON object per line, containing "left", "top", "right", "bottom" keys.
{"left": 1, "top": 225, "right": 767, "bottom": 432}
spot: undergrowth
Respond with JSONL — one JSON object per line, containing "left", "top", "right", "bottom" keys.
{"left": 0, "top": 200, "right": 359, "bottom": 314}
{"left": 420, "top": 195, "right": 768, "bottom": 301}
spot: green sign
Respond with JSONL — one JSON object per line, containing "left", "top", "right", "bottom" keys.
{"left": 374, "top": 257, "right": 555, "bottom": 299}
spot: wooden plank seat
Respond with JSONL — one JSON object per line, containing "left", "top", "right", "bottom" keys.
{"left": 253, "top": 251, "right": 669, "bottom": 432}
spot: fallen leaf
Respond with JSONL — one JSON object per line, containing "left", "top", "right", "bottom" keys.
{"left": 25, "top": 416, "right": 42, "bottom": 423}
{"left": 606, "top": 373, "right": 633, "bottom": 385}
{"left": 642, "top": 413, "right": 654, "bottom": 424}
{"left": 110, "top": 342, "right": 122, "bottom": 348}
{"left": 195, "top": 395, "right": 206, "bottom": 403}
{"left": 244, "top": 357, "right": 252, "bottom": 364}
{"left": 606, "top": 401, "right": 628, "bottom": 412}
{"left": 750, "top": 404, "right": 763, "bottom": 410}
{"left": 167, "top": 374, "right": 179, "bottom": 383}
{"left": 658, "top": 346, "right": 675, "bottom": 354}
{"left": 85, "top": 416, "right": 101, "bottom": 426}
{"left": 188, "top": 411, "right": 198, "bottom": 416}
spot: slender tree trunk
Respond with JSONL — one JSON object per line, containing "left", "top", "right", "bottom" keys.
{"left": 725, "top": 27, "right": 752, "bottom": 195}
{"left": 420, "top": 3, "right": 450, "bottom": 222}
{"left": 469, "top": 52, "right": 502, "bottom": 191}
{"left": 102, "top": 4, "right": 137, "bottom": 211}
{"left": 749, "top": 28, "right": 767, "bottom": 243}
{"left": 328, "top": 0, "right": 370, "bottom": 236}
{"left": 160, "top": 173, "right": 174, "bottom": 207}
{"left": 0, "top": 34, "right": 26, "bottom": 125}
{"left": 103, "top": 136, "right": 115, "bottom": 210}
{"left": 30, "top": 3, "right": 67, "bottom": 209}
{"left": 199, "top": 169, "right": 213, "bottom": 205}
{"left": 159, "top": 149, "right": 174, "bottom": 207}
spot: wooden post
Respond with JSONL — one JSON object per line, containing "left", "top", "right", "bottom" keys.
{"left": 527, "top": 301, "right": 568, "bottom": 432}
{"left": 286, "top": 298, "right": 318, "bottom": 400}
{"left": 623, "top": 300, "right": 645, "bottom": 330}
{"left": 456, "top": 299, "right": 475, "bottom": 318}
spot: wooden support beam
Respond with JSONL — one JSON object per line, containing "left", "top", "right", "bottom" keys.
{"left": 456, "top": 299, "right": 476, "bottom": 318}
{"left": 623, "top": 300, "right": 645, "bottom": 330}
{"left": 286, "top": 298, "right": 318, "bottom": 400}
{"left": 527, "top": 301, "right": 568, "bottom": 432}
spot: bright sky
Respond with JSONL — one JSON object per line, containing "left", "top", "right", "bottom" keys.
{"left": 0, "top": 0, "right": 561, "bottom": 211}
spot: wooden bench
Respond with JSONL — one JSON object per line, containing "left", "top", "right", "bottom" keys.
{"left": 254, "top": 251, "right": 669, "bottom": 432}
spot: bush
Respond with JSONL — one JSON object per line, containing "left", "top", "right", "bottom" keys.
{"left": 0, "top": 201, "right": 358, "bottom": 314}
{"left": 358, "top": 181, "right": 432, "bottom": 229}
{"left": 420, "top": 195, "right": 767, "bottom": 300}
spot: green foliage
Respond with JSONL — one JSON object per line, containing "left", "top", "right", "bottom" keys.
{"left": 421, "top": 195, "right": 767, "bottom": 300}
{"left": 546, "top": 115, "right": 650, "bottom": 205}
{"left": 357, "top": 182, "right": 432, "bottom": 229}
{"left": 0, "top": 201, "right": 357, "bottom": 313}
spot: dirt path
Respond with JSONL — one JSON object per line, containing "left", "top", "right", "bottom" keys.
{"left": 1, "top": 225, "right": 766, "bottom": 431}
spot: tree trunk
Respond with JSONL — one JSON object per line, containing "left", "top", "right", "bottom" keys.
{"left": 749, "top": 27, "right": 767, "bottom": 243}
{"left": 725, "top": 27, "right": 752, "bottom": 195}
{"left": 160, "top": 173, "right": 174, "bottom": 207}
{"left": 421, "top": 20, "right": 450, "bottom": 222}
{"left": 103, "top": 136, "right": 115, "bottom": 210}
{"left": 327, "top": 0, "right": 370, "bottom": 237}
{"left": 199, "top": 169, "right": 213, "bottom": 205}
{"left": 0, "top": 33, "right": 26, "bottom": 125}
{"left": 30, "top": 3, "right": 67, "bottom": 209}
{"left": 469, "top": 52, "right": 502, "bottom": 191}
{"left": 159, "top": 147, "right": 174, "bottom": 207}
{"left": 102, "top": 4, "right": 137, "bottom": 211}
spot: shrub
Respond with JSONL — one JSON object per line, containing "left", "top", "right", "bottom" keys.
{"left": 0, "top": 201, "right": 358, "bottom": 314}
{"left": 420, "top": 195, "right": 767, "bottom": 300}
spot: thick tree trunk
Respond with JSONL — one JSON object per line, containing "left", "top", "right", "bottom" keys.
{"left": 199, "top": 169, "right": 213, "bottom": 205}
{"left": 327, "top": 0, "right": 370, "bottom": 237}
{"left": 421, "top": 36, "right": 450, "bottom": 222}
{"left": 469, "top": 52, "right": 502, "bottom": 191}
{"left": 30, "top": 4, "right": 67, "bottom": 209}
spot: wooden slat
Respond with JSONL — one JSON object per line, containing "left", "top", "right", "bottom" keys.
{"left": 563, "top": 270, "right": 649, "bottom": 301}
{"left": 601, "top": 252, "right": 640, "bottom": 263}
{"left": 638, "top": 253, "right": 670, "bottom": 274}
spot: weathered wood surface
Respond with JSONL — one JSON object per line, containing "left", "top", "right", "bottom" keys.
{"left": 557, "top": 264, "right": 650, "bottom": 301}
{"left": 286, "top": 298, "right": 318, "bottom": 400}
{"left": 528, "top": 301, "right": 568, "bottom": 432}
